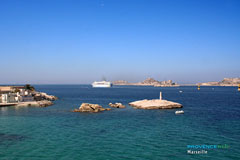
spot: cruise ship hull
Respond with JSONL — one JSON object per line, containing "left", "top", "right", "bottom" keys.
{"left": 92, "top": 81, "right": 112, "bottom": 88}
{"left": 92, "top": 84, "right": 112, "bottom": 88}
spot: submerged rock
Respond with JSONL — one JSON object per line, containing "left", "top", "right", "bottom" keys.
{"left": 129, "top": 99, "right": 182, "bottom": 109}
{"left": 109, "top": 103, "right": 126, "bottom": 108}
{"left": 73, "top": 103, "right": 111, "bottom": 113}
{"left": 0, "top": 133, "right": 26, "bottom": 145}
{"left": 38, "top": 100, "right": 54, "bottom": 107}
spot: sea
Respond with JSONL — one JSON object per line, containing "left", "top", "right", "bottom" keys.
{"left": 0, "top": 85, "right": 240, "bottom": 160}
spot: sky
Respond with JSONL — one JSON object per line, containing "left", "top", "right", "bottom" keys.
{"left": 0, "top": 0, "right": 239, "bottom": 84}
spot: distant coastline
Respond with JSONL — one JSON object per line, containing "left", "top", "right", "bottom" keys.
{"left": 112, "top": 78, "right": 179, "bottom": 87}
{"left": 197, "top": 78, "right": 240, "bottom": 86}
{"left": 112, "top": 77, "right": 240, "bottom": 87}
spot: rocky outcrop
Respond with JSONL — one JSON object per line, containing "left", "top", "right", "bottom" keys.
{"left": 154, "top": 80, "right": 179, "bottom": 87}
{"left": 141, "top": 78, "right": 160, "bottom": 85}
{"left": 32, "top": 92, "right": 58, "bottom": 101}
{"left": 126, "top": 78, "right": 160, "bottom": 86}
{"left": 129, "top": 99, "right": 182, "bottom": 109}
{"left": 197, "top": 78, "right": 240, "bottom": 86}
{"left": 221, "top": 78, "right": 240, "bottom": 86}
{"left": 112, "top": 78, "right": 179, "bottom": 87}
{"left": 21, "top": 92, "right": 57, "bottom": 107}
{"left": 109, "top": 103, "right": 126, "bottom": 108}
{"left": 73, "top": 103, "right": 111, "bottom": 113}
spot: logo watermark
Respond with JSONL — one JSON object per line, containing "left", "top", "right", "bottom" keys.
{"left": 187, "top": 144, "right": 229, "bottom": 154}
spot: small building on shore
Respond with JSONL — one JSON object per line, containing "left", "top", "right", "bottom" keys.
{"left": 0, "top": 94, "right": 8, "bottom": 103}
{"left": 0, "top": 86, "right": 33, "bottom": 105}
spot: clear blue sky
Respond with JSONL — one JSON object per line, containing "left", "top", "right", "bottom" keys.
{"left": 0, "top": 0, "right": 239, "bottom": 84}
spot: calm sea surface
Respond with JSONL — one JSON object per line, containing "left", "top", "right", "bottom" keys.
{"left": 0, "top": 85, "right": 240, "bottom": 160}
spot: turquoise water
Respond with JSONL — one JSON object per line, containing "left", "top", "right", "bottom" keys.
{"left": 0, "top": 85, "right": 240, "bottom": 160}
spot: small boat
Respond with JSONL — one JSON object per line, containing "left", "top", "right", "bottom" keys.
{"left": 197, "top": 85, "right": 200, "bottom": 90}
{"left": 175, "top": 110, "right": 184, "bottom": 114}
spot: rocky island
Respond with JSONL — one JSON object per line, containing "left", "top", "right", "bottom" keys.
{"left": 197, "top": 78, "right": 240, "bottom": 86}
{"left": 0, "top": 85, "right": 57, "bottom": 107}
{"left": 73, "top": 102, "right": 127, "bottom": 113}
{"left": 129, "top": 99, "right": 183, "bottom": 109}
{"left": 112, "top": 78, "right": 179, "bottom": 87}
{"left": 129, "top": 92, "right": 182, "bottom": 109}
{"left": 73, "top": 103, "right": 111, "bottom": 113}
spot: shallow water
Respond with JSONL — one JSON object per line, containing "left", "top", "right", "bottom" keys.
{"left": 0, "top": 85, "right": 240, "bottom": 160}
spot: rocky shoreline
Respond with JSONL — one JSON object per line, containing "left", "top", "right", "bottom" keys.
{"left": 16, "top": 100, "right": 54, "bottom": 107}
{"left": 16, "top": 91, "right": 58, "bottom": 107}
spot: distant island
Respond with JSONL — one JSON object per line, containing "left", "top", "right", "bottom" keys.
{"left": 112, "top": 78, "right": 179, "bottom": 87}
{"left": 197, "top": 78, "right": 240, "bottom": 86}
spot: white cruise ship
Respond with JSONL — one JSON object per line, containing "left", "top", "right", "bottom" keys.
{"left": 92, "top": 81, "right": 112, "bottom": 88}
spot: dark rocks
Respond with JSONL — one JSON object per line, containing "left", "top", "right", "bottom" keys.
{"left": 109, "top": 103, "right": 126, "bottom": 108}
